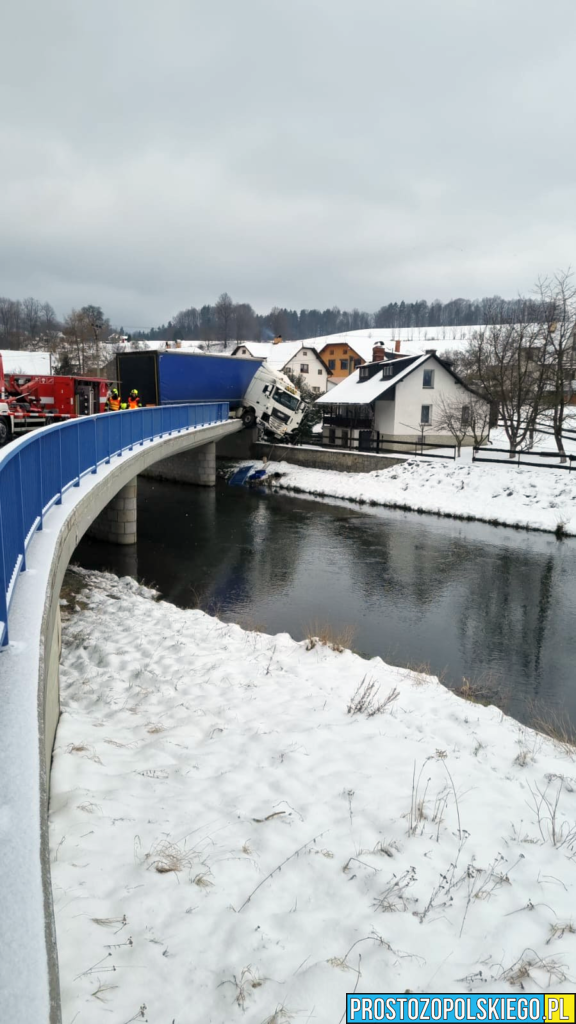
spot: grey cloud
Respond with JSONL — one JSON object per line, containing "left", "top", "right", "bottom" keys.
{"left": 1, "top": 0, "right": 576, "bottom": 326}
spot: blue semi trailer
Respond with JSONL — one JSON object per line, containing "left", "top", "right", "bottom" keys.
{"left": 116, "top": 348, "right": 304, "bottom": 438}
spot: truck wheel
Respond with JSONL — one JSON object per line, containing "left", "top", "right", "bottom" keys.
{"left": 0, "top": 418, "right": 10, "bottom": 446}
{"left": 242, "top": 408, "right": 256, "bottom": 428}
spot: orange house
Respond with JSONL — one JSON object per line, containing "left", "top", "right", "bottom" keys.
{"left": 317, "top": 343, "right": 364, "bottom": 382}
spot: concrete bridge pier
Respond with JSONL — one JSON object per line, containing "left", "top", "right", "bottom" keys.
{"left": 87, "top": 479, "right": 138, "bottom": 545}
{"left": 141, "top": 440, "right": 216, "bottom": 486}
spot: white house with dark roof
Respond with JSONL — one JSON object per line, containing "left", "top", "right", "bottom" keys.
{"left": 316, "top": 345, "right": 489, "bottom": 451}
{"left": 231, "top": 340, "right": 332, "bottom": 393}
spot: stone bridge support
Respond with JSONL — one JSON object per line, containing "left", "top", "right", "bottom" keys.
{"left": 87, "top": 479, "right": 138, "bottom": 545}
{"left": 141, "top": 440, "right": 216, "bottom": 486}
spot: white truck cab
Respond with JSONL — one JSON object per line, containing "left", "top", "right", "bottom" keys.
{"left": 240, "top": 364, "right": 304, "bottom": 439}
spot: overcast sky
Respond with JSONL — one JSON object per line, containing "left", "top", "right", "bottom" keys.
{"left": 2, "top": 0, "right": 576, "bottom": 327}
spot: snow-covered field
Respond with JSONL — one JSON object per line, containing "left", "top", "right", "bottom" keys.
{"left": 50, "top": 570, "right": 576, "bottom": 1022}
{"left": 241, "top": 454, "right": 576, "bottom": 536}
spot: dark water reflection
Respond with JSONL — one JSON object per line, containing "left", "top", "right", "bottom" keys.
{"left": 73, "top": 478, "right": 576, "bottom": 729}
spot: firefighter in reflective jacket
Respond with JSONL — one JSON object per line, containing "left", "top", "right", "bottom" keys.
{"left": 128, "top": 389, "right": 141, "bottom": 409}
{"left": 106, "top": 388, "right": 121, "bottom": 411}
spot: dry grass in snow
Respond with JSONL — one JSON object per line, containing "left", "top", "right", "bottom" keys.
{"left": 49, "top": 569, "right": 576, "bottom": 1023}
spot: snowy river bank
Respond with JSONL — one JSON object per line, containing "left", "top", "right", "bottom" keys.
{"left": 238, "top": 456, "right": 576, "bottom": 537}
{"left": 50, "top": 569, "right": 576, "bottom": 1022}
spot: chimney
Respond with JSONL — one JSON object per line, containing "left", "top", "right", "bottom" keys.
{"left": 425, "top": 348, "right": 437, "bottom": 355}
{"left": 273, "top": 335, "right": 283, "bottom": 345}
{"left": 394, "top": 339, "right": 401, "bottom": 353}
{"left": 372, "top": 345, "right": 385, "bottom": 362}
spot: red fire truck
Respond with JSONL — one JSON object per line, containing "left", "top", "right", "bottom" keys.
{"left": 0, "top": 355, "right": 113, "bottom": 446}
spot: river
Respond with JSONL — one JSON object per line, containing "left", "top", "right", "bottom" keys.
{"left": 72, "top": 476, "right": 576, "bottom": 730}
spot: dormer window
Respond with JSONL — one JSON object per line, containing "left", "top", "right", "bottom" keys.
{"left": 359, "top": 366, "right": 370, "bottom": 381}
{"left": 382, "top": 365, "right": 393, "bottom": 378}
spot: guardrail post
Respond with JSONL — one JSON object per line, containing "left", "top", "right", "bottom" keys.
{"left": 0, "top": 498, "right": 8, "bottom": 647}
{"left": 37, "top": 439, "right": 44, "bottom": 529}
{"left": 74, "top": 425, "right": 81, "bottom": 486}
{"left": 55, "top": 431, "right": 63, "bottom": 504}
{"left": 91, "top": 418, "right": 97, "bottom": 473}
{"left": 106, "top": 415, "right": 111, "bottom": 464}
{"left": 15, "top": 454, "right": 27, "bottom": 572}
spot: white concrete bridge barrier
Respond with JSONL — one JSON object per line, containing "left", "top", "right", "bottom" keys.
{"left": 0, "top": 408, "right": 241, "bottom": 1024}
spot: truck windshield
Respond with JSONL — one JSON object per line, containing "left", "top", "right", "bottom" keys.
{"left": 273, "top": 388, "right": 299, "bottom": 411}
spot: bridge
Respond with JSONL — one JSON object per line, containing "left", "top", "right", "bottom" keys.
{"left": 0, "top": 403, "right": 240, "bottom": 1024}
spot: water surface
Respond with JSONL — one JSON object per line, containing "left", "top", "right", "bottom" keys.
{"left": 73, "top": 478, "right": 576, "bottom": 729}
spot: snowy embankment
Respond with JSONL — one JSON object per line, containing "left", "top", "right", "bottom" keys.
{"left": 244, "top": 456, "right": 576, "bottom": 535}
{"left": 51, "top": 571, "right": 576, "bottom": 1022}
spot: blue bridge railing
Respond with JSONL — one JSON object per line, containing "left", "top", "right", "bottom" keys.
{"left": 0, "top": 402, "right": 229, "bottom": 647}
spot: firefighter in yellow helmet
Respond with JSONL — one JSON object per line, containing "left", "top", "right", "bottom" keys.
{"left": 106, "top": 387, "right": 121, "bottom": 411}
{"left": 128, "top": 389, "right": 141, "bottom": 409}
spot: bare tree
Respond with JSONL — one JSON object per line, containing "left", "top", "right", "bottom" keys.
{"left": 467, "top": 307, "right": 547, "bottom": 454}
{"left": 0, "top": 297, "right": 23, "bottom": 348}
{"left": 468, "top": 394, "right": 492, "bottom": 446}
{"left": 435, "top": 392, "right": 479, "bottom": 456}
{"left": 21, "top": 297, "right": 43, "bottom": 340}
{"left": 61, "top": 309, "right": 91, "bottom": 373}
{"left": 40, "top": 302, "right": 60, "bottom": 347}
{"left": 269, "top": 306, "right": 288, "bottom": 339}
{"left": 534, "top": 271, "right": 576, "bottom": 463}
{"left": 214, "top": 292, "right": 234, "bottom": 348}
{"left": 80, "top": 305, "right": 109, "bottom": 373}
{"left": 233, "top": 302, "right": 256, "bottom": 342}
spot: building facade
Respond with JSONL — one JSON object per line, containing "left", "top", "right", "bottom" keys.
{"left": 232, "top": 341, "right": 332, "bottom": 393}
{"left": 316, "top": 347, "right": 489, "bottom": 451}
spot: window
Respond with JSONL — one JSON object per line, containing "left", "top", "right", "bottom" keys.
{"left": 343, "top": 348, "right": 348, "bottom": 354}
{"left": 423, "top": 369, "right": 435, "bottom": 388}
{"left": 461, "top": 405, "right": 471, "bottom": 427}
{"left": 329, "top": 428, "right": 336, "bottom": 444}
{"left": 302, "top": 350, "right": 308, "bottom": 355}
{"left": 300, "top": 363, "right": 309, "bottom": 373}
{"left": 312, "top": 386, "right": 320, "bottom": 393}
{"left": 382, "top": 365, "right": 393, "bottom": 378}
{"left": 420, "top": 405, "right": 432, "bottom": 425}
{"left": 328, "top": 359, "right": 336, "bottom": 370}
{"left": 329, "top": 349, "right": 334, "bottom": 355}
{"left": 273, "top": 387, "right": 300, "bottom": 411}
{"left": 340, "top": 359, "right": 349, "bottom": 370}
{"left": 318, "top": 368, "right": 323, "bottom": 375}
{"left": 359, "top": 366, "right": 370, "bottom": 380}
{"left": 341, "top": 428, "right": 349, "bottom": 446}
{"left": 354, "top": 359, "right": 362, "bottom": 368}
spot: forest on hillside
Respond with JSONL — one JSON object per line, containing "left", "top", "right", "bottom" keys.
{"left": 134, "top": 293, "right": 545, "bottom": 344}
{"left": 0, "top": 291, "right": 552, "bottom": 352}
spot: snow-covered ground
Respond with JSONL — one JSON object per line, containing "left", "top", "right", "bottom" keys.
{"left": 240, "top": 450, "right": 576, "bottom": 536}
{"left": 50, "top": 570, "right": 576, "bottom": 1022}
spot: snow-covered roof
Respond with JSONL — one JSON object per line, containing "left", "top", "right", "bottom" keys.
{"left": 0, "top": 350, "right": 52, "bottom": 374}
{"left": 316, "top": 354, "right": 428, "bottom": 404}
{"left": 232, "top": 340, "right": 327, "bottom": 371}
{"left": 306, "top": 326, "right": 493, "bottom": 360}
{"left": 114, "top": 340, "right": 205, "bottom": 354}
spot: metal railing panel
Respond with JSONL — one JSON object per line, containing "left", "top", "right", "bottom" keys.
{"left": 0, "top": 402, "right": 230, "bottom": 647}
